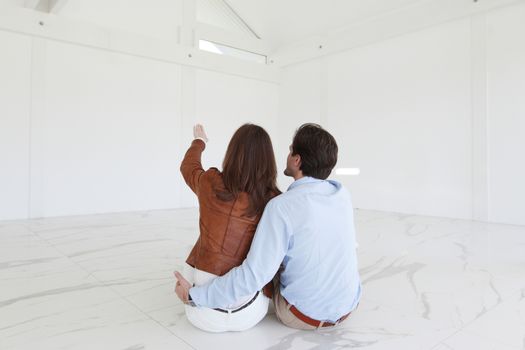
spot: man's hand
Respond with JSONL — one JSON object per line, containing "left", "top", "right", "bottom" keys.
{"left": 174, "top": 271, "right": 192, "bottom": 304}
{"left": 193, "top": 124, "right": 208, "bottom": 143}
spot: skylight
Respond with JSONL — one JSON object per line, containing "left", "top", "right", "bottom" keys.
{"left": 198, "top": 40, "right": 267, "bottom": 64}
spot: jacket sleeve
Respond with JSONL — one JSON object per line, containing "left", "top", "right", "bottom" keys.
{"left": 180, "top": 139, "right": 206, "bottom": 195}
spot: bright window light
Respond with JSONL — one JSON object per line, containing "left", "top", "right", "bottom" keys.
{"left": 335, "top": 168, "right": 361, "bottom": 176}
{"left": 198, "top": 40, "right": 267, "bottom": 64}
{"left": 199, "top": 39, "right": 224, "bottom": 55}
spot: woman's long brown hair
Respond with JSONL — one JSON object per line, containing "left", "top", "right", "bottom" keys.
{"left": 218, "top": 124, "right": 281, "bottom": 217}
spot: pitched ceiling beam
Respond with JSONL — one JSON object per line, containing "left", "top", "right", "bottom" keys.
{"left": 24, "top": 0, "right": 68, "bottom": 13}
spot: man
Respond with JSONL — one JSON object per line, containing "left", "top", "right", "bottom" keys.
{"left": 175, "top": 123, "right": 361, "bottom": 330}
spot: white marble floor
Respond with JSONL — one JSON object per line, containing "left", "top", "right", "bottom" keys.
{"left": 1, "top": 208, "right": 524, "bottom": 350}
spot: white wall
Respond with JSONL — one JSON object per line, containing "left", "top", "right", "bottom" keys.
{"left": 486, "top": 4, "right": 525, "bottom": 225}
{"left": 0, "top": 31, "right": 280, "bottom": 220}
{"left": 194, "top": 69, "right": 280, "bottom": 173}
{"left": 29, "top": 39, "right": 183, "bottom": 218}
{"left": 277, "top": 60, "right": 323, "bottom": 190}
{"left": 280, "top": 20, "right": 473, "bottom": 220}
{"left": 2, "top": 2, "right": 525, "bottom": 225}
{"left": 324, "top": 20, "right": 473, "bottom": 220}
{"left": 0, "top": 31, "right": 31, "bottom": 220}
{"left": 179, "top": 68, "right": 281, "bottom": 206}
{"left": 279, "top": 2, "right": 525, "bottom": 225}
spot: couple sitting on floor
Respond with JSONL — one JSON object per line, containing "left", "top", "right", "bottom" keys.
{"left": 174, "top": 123, "right": 361, "bottom": 332}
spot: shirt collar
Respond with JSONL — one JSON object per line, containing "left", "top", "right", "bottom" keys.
{"left": 287, "top": 176, "right": 324, "bottom": 191}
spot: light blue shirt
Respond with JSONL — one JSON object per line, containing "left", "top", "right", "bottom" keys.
{"left": 189, "top": 176, "right": 362, "bottom": 322}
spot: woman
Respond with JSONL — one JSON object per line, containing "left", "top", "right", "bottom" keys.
{"left": 176, "top": 123, "right": 280, "bottom": 332}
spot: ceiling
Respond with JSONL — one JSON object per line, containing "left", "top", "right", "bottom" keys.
{"left": 1, "top": 0, "right": 184, "bottom": 41}
{"left": 2, "top": 0, "right": 428, "bottom": 52}
{"left": 59, "top": 0, "right": 183, "bottom": 41}
{"left": 226, "top": 0, "right": 426, "bottom": 50}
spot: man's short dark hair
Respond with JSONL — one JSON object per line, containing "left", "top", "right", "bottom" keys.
{"left": 292, "top": 123, "right": 338, "bottom": 180}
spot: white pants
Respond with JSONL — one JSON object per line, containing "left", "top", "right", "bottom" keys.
{"left": 182, "top": 263, "right": 269, "bottom": 332}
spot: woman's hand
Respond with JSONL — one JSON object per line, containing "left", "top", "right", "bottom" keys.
{"left": 193, "top": 124, "right": 208, "bottom": 143}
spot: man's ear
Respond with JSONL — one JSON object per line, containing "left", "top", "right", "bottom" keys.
{"left": 294, "top": 154, "right": 301, "bottom": 168}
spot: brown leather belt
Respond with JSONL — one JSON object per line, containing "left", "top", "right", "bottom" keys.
{"left": 285, "top": 298, "right": 351, "bottom": 328}
{"left": 213, "top": 291, "right": 260, "bottom": 314}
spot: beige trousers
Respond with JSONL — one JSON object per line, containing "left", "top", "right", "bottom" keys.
{"left": 272, "top": 280, "right": 349, "bottom": 331}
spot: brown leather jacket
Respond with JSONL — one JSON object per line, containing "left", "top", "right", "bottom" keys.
{"left": 180, "top": 139, "right": 274, "bottom": 297}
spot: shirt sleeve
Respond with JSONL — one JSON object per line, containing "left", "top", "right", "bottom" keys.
{"left": 189, "top": 199, "right": 291, "bottom": 308}
{"left": 180, "top": 139, "right": 206, "bottom": 195}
